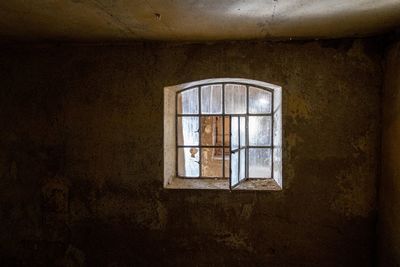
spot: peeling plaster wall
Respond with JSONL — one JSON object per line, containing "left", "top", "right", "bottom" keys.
{"left": 0, "top": 1, "right": 400, "bottom": 41}
{"left": 0, "top": 40, "right": 382, "bottom": 266}
{"left": 378, "top": 39, "right": 400, "bottom": 267}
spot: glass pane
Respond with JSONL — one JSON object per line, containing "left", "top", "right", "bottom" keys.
{"left": 240, "top": 117, "right": 246, "bottom": 148}
{"left": 249, "top": 148, "right": 272, "bottom": 178}
{"left": 177, "top": 88, "right": 198, "bottom": 114}
{"left": 177, "top": 117, "right": 199, "bottom": 146}
{"left": 201, "top": 116, "right": 223, "bottom": 146}
{"left": 249, "top": 116, "right": 272, "bottom": 146}
{"left": 231, "top": 151, "right": 239, "bottom": 186}
{"left": 201, "top": 85, "right": 222, "bottom": 114}
{"left": 239, "top": 149, "right": 246, "bottom": 182}
{"left": 201, "top": 148, "right": 223, "bottom": 177}
{"left": 225, "top": 84, "right": 246, "bottom": 114}
{"left": 231, "top": 116, "right": 239, "bottom": 150}
{"left": 249, "top": 87, "right": 272, "bottom": 114}
{"left": 273, "top": 147, "right": 282, "bottom": 184}
{"left": 178, "top": 147, "right": 199, "bottom": 177}
{"left": 224, "top": 116, "right": 230, "bottom": 147}
{"left": 224, "top": 148, "right": 230, "bottom": 178}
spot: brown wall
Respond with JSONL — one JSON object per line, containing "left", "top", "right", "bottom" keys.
{"left": 0, "top": 40, "right": 382, "bottom": 266}
{"left": 379, "top": 39, "right": 400, "bottom": 267}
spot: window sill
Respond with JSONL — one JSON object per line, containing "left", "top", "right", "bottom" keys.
{"left": 164, "top": 177, "right": 282, "bottom": 191}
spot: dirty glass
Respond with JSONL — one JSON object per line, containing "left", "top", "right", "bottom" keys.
{"left": 249, "top": 86, "right": 272, "bottom": 114}
{"left": 201, "top": 148, "right": 223, "bottom": 177}
{"left": 225, "top": 84, "right": 246, "bottom": 114}
{"left": 230, "top": 151, "right": 239, "bottom": 187}
{"left": 248, "top": 148, "right": 272, "bottom": 178}
{"left": 239, "top": 149, "right": 246, "bottom": 182}
{"left": 176, "top": 82, "right": 276, "bottom": 184}
{"left": 249, "top": 116, "right": 271, "bottom": 146}
{"left": 177, "top": 117, "right": 199, "bottom": 146}
{"left": 231, "top": 116, "right": 239, "bottom": 150}
{"left": 178, "top": 147, "right": 199, "bottom": 177}
{"left": 201, "top": 85, "right": 222, "bottom": 114}
{"left": 201, "top": 116, "right": 222, "bottom": 146}
{"left": 177, "top": 87, "right": 198, "bottom": 114}
{"left": 240, "top": 116, "right": 246, "bottom": 148}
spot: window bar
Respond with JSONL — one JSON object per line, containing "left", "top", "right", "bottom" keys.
{"left": 271, "top": 90, "right": 274, "bottom": 179}
{"left": 222, "top": 83, "right": 225, "bottom": 180}
{"left": 177, "top": 145, "right": 227, "bottom": 148}
{"left": 229, "top": 114, "right": 232, "bottom": 190}
{"left": 198, "top": 86, "right": 202, "bottom": 178}
{"left": 175, "top": 92, "right": 178, "bottom": 177}
{"left": 230, "top": 145, "right": 273, "bottom": 150}
{"left": 246, "top": 85, "right": 249, "bottom": 180}
{"left": 177, "top": 113, "right": 272, "bottom": 117}
{"left": 238, "top": 114, "right": 241, "bottom": 184}
{"left": 176, "top": 82, "right": 274, "bottom": 180}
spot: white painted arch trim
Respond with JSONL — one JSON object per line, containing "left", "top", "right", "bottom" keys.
{"left": 165, "top": 78, "right": 282, "bottom": 91}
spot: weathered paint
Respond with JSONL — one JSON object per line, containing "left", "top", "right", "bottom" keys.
{"left": 0, "top": 1, "right": 399, "bottom": 41}
{"left": 0, "top": 39, "right": 382, "bottom": 266}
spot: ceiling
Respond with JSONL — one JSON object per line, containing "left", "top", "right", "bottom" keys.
{"left": 0, "top": 0, "right": 400, "bottom": 42}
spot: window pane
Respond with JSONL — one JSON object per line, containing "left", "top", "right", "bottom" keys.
{"left": 177, "top": 117, "right": 199, "bottom": 146}
{"left": 178, "top": 147, "right": 199, "bottom": 177}
{"left": 239, "top": 149, "right": 246, "bottom": 182}
{"left": 177, "top": 88, "right": 198, "bottom": 114}
{"left": 249, "top": 87, "right": 272, "bottom": 114}
{"left": 201, "top": 85, "right": 222, "bottom": 114}
{"left": 249, "top": 116, "right": 272, "bottom": 146}
{"left": 240, "top": 117, "right": 246, "bottom": 148}
{"left": 202, "top": 116, "right": 230, "bottom": 147}
{"left": 201, "top": 116, "right": 223, "bottom": 146}
{"left": 249, "top": 148, "right": 272, "bottom": 178}
{"left": 225, "top": 84, "right": 246, "bottom": 114}
{"left": 231, "top": 116, "right": 239, "bottom": 150}
{"left": 231, "top": 151, "right": 239, "bottom": 186}
{"left": 201, "top": 148, "right": 223, "bottom": 177}
{"left": 224, "top": 116, "right": 230, "bottom": 147}
{"left": 224, "top": 148, "right": 230, "bottom": 178}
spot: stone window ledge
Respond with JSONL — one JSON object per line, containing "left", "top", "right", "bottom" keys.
{"left": 165, "top": 177, "right": 282, "bottom": 191}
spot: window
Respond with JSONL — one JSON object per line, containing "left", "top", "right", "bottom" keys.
{"left": 164, "top": 78, "right": 282, "bottom": 190}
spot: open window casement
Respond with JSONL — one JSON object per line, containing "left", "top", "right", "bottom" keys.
{"left": 164, "top": 78, "right": 282, "bottom": 191}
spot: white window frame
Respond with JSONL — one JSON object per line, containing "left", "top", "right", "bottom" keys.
{"left": 164, "top": 78, "right": 282, "bottom": 191}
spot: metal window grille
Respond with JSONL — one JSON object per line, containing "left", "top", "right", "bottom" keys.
{"left": 176, "top": 82, "right": 274, "bottom": 189}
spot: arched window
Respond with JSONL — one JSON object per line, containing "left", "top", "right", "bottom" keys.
{"left": 164, "top": 78, "right": 282, "bottom": 190}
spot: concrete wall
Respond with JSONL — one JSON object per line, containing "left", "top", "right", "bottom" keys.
{"left": 378, "top": 39, "right": 400, "bottom": 267}
{"left": 0, "top": 40, "right": 382, "bottom": 266}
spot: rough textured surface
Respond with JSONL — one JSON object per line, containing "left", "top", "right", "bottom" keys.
{"left": 0, "top": 0, "right": 400, "bottom": 42}
{"left": 378, "top": 39, "right": 400, "bottom": 267}
{"left": 0, "top": 39, "right": 382, "bottom": 266}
